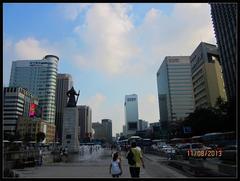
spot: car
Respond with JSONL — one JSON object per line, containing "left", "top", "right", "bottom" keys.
{"left": 206, "top": 144, "right": 220, "bottom": 149}
{"left": 151, "top": 144, "right": 158, "bottom": 151}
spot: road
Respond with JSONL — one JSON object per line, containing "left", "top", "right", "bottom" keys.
{"left": 13, "top": 148, "right": 188, "bottom": 178}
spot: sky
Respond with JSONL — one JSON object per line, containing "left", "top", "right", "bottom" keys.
{"left": 3, "top": 3, "right": 216, "bottom": 136}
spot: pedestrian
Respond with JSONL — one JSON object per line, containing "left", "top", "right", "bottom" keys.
{"left": 38, "top": 148, "right": 43, "bottom": 166}
{"left": 63, "top": 147, "right": 68, "bottom": 162}
{"left": 109, "top": 152, "right": 122, "bottom": 178}
{"left": 126, "top": 141, "right": 145, "bottom": 178}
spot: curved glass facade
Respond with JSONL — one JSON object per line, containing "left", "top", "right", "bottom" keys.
{"left": 9, "top": 55, "right": 59, "bottom": 124}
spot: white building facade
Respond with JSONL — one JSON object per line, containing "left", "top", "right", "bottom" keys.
{"left": 3, "top": 87, "right": 38, "bottom": 135}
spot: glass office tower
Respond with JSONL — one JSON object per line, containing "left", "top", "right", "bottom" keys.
{"left": 9, "top": 55, "right": 59, "bottom": 124}
{"left": 124, "top": 94, "right": 139, "bottom": 136}
{"left": 157, "top": 56, "right": 195, "bottom": 123}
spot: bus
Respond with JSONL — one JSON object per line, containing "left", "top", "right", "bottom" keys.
{"left": 141, "top": 139, "right": 152, "bottom": 147}
{"left": 191, "top": 136, "right": 203, "bottom": 143}
{"left": 128, "top": 136, "right": 142, "bottom": 148}
{"left": 152, "top": 139, "right": 167, "bottom": 146}
{"left": 169, "top": 137, "right": 191, "bottom": 145}
{"left": 202, "top": 131, "right": 236, "bottom": 147}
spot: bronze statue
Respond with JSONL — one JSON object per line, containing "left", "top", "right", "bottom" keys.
{"left": 66, "top": 86, "right": 80, "bottom": 107}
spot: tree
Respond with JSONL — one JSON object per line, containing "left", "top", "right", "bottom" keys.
{"left": 182, "top": 107, "right": 220, "bottom": 136}
{"left": 36, "top": 132, "right": 46, "bottom": 143}
{"left": 214, "top": 97, "right": 236, "bottom": 132}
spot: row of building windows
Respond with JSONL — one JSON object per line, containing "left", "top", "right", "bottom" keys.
{"left": 194, "top": 89, "right": 207, "bottom": 99}
{"left": 170, "top": 91, "right": 193, "bottom": 95}
{"left": 167, "top": 64, "right": 190, "bottom": 67}
{"left": 193, "top": 76, "right": 204, "bottom": 87}
{"left": 4, "top": 96, "right": 25, "bottom": 101}
{"left": 194, "top": 84, "right": 205, "bottom": 95}
{"left": 127, "top": 98, "right": 136, "bottom": 102}
{"left": 170, "top": 87, "right": 193, "bottom": 91}
{"left": 3, "top": 117, "right": 18, "bottom": 120}
{"left": 169, "top": 77, "right": 192, "bottom": 82}
{"left": 4, "top": 101, "right": 25, "bottom": 106}
{"left": 195, "top": 95, "right": 207, "bottom": 105}
{"left": 192, "top": 68, "right": 203, "bottom": 81}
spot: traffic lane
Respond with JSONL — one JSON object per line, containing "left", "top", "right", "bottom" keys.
{"left": 143, "top": 153, "right": 188, "bottom": 178}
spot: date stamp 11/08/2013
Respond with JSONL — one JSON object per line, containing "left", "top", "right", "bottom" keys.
{"left": 187, "top": 149, "right": 223, "bottom": 157}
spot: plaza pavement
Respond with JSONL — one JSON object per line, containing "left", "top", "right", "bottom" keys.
{"left": 13, "top": 148, "right": 187, "bottom": 178}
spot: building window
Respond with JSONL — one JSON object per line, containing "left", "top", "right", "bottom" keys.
{"left": 66, "top": 135, "right": 71, "bottom": 139}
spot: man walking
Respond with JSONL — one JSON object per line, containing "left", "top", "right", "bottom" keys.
{"left": 126, "top": 141, "right": 145, "bottom": 178}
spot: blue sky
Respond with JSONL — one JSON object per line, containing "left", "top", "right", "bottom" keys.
{"left": 3, "top": 3, "right": 216, "bottom": 136}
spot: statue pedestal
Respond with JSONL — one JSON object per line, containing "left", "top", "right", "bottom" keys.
{"left": 62, "top": 107, "right": 80, "bottom": 153}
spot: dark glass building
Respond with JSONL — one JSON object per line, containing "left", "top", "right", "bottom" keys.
{"left": 210, "top": 3, "right": 237, "bottom": 102}
{"left": 55, "top": 74, "right": 73, "bottom": 142}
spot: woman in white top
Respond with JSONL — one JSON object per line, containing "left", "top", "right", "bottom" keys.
{"left": 109, "top": 152, "right": 122, "bottom": 177}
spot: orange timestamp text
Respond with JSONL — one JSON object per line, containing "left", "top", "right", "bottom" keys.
{"left": 187, "top": 149, "right": 223, "bottom": 157}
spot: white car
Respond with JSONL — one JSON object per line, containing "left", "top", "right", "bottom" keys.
{"left": 162, "top": 146, "right": 176, "bottom": 154}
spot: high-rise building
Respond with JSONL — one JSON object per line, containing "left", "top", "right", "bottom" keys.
{"left": 78, "top": 105, "right": 92, "bottom": 141}
{"left": 210, "top": 3, "right": 237, "bottom": 102}
{"left": 138, "top": 119, "right": 148, "bottom": 131}
{"left": 124, "top": 94, "right": 139, "bottom": 136}
{"left": 92, "top": 122, "right": 106, "bottom": 140}
{"left": 55, "top": 74, "right": 73, "bottom": 142}
{"left": 123, "top": 125, "right": 127, "bottom": 136}
{"left": 9, "top": 55, "right": 59, "bottom": 124}
{"left": 190, "top": 42, "right": 227, "bottom": 109}
{"left": 3, "top": 87, "right": 38, "bottom": 135}
{"left": 157, "top": 56, "right": 195, "bottom": 123}
{"left": 102, "top": 119, "right": 112, "bottom": 143}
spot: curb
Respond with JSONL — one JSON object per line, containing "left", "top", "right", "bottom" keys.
{"left": 167, "top": 160, "right": 231, "bottom": 177}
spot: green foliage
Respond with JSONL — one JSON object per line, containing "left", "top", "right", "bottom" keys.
{"left": 180, "top": 96, "right": 235, "bottom": 136}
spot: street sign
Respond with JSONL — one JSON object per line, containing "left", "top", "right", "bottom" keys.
{"left": 183, "top": 127, "right": 192, "bottom": 134}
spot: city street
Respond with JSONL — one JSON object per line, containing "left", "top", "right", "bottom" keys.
{"left": 13, "top": 148, "right": 187, "bottom": 178}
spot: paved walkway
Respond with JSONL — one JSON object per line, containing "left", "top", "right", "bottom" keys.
{"left": 13, "top": 149, "right": 148, "bottom": 178}
{"left": 13, "top": 149, "right": 187, "bottom": 178}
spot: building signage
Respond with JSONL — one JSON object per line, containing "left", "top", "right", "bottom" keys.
{"left": 29, "top": 103, "right": 37, "bottom": 118}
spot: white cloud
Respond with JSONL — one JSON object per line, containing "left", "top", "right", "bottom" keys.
{"left": 138, "top": 94, "right": 159, "bottom": 123}
{"left": 4, "top": 3, "right": 217, "bottom": 135}
{"left": 59, "top": 3, "right": 91, "bottom": 21}
{"left": 134, "top": 3, "right": 216, "bottom": 72}
{"left": 14, "top": 37, "right": 58, "bottom": 60}
{"left": 83, "top": 93, "right": 107, "bottom": 122}
{"left": 3, "top": 37, "right": 59, "bottom": 86}
{"left": 73, "top": 3, "right": 139, "bottom": 75}
{"left": 71, "top": 3, "right": 215, "bottom": 77}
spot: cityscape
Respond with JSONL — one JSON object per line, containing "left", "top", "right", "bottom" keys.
{"left": 3, "top": 3, "right": 237, "bottom": 178}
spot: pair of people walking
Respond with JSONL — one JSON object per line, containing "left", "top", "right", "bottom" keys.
{"left": 109, "top": 141, "right": 145, "bottom": 178}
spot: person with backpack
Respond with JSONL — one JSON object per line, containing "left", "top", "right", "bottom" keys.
{"left": 109, "top": 152, "right": 122, "bottom": 177}
{"left": 126, "top": 141, "right": 145, "bottom": 178}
